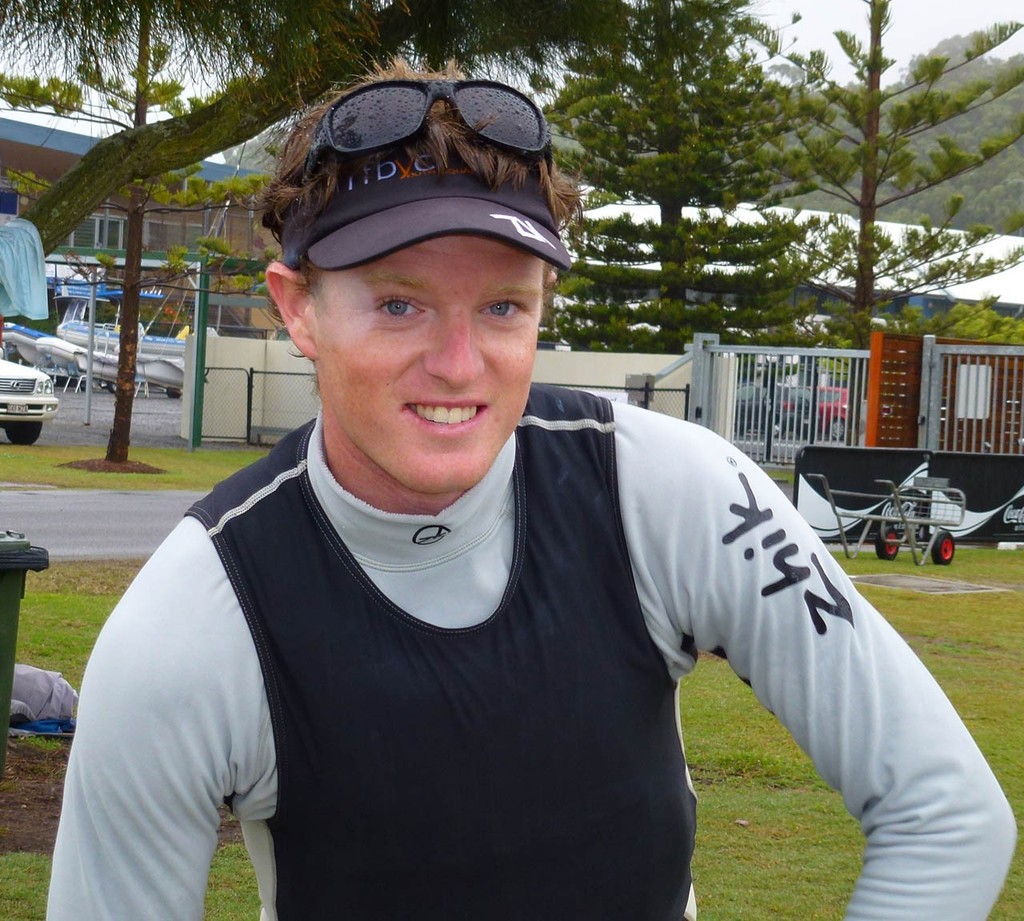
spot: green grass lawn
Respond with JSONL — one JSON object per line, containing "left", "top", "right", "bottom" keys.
{"left": 0, "top": 444, "right": 267, "bottom": 492}
{"left": 2, "top": 538, "right": 1022, "bottom": 918}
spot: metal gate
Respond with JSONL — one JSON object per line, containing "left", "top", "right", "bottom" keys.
{"left": 688, "top": 333, "right": 871, "bottom": 465}
{"left": 922, "top": 339, "right": 1024, "bottom": 454}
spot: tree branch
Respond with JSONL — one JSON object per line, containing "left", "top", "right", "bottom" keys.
{"left": 22, "top": 72, "right": 326, "bottom": 252}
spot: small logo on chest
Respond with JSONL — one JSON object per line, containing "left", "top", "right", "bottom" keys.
{"left": 412, "top": 525, "right": 452, "bottom": 545}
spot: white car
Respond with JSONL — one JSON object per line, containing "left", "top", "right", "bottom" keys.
{"left": 0, "top": 356, "right": 59, "bottom": 445}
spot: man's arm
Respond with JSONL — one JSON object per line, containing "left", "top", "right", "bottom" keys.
{"left": 612, "top": 402, "right": 1016, "bottom": 919}
{"left": 47, "top": 518, "right": 273, "bottom": 921}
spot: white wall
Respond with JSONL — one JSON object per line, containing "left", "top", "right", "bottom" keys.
{"left": 187, "top": 336, "right": 690, "bottom": 441}
{"left": 532, "top": 349, "right": 687, "bottom": 387}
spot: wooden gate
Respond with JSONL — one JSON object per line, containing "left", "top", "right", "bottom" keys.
{"left": 865, "top": 334, "right": 924, "bottom": 447}
{"left": 866, "top": 332, "right": 1024, "bottom": 455}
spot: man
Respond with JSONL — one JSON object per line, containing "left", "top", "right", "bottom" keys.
{"left": 48, "top": 61, "right": 1014, "bottom": 920}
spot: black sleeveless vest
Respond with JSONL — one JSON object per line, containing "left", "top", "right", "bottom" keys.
{"left": 188, "top": 384, "right": 695, "bottom": 920}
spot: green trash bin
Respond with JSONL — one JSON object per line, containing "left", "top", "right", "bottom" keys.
{"left": 0, "top": 530, "right": 49, "bottom": 778}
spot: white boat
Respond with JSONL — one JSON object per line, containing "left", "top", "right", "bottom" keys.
{"left": 75, "top": 349, "right": 118, "bottom": 384}
{"left": 138, "top": 356, "right": 185, "bottom": 395}
{"left": 56, "top": 294, "right": 196, "bottom": 361}
{"left": 35, "top": 335, "right": 88, "bottom": 369}
{"left": 2, "top": 322, "right": 46, "bottom": 365}
{"left": 74, "top": 349, "right": 184, "bottom": 395}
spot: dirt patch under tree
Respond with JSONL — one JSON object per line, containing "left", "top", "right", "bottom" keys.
{"left": 0, "top": 739, "right": 243, "bottom": 855}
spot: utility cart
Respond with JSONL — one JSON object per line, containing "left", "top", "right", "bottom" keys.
{"left": 806, "top": 474, "right": 966, "bottom": 565}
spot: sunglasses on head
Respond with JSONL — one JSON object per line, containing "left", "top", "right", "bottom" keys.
{"left": 302, "top": 79, "right": 552, "bottom": 182}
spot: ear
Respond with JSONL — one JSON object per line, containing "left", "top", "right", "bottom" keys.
{"left": 265, "top": 261, "right": 320, "bottom": 361}
{"left": 541, "top": 266, "right": 558, "bottom": 322}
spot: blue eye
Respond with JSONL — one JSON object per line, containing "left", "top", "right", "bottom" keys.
{"left": 488, "top": 301, "right": 515, "bottom": 317}
{"left": 383, "top": 300, "right": 414, "bottom": 317}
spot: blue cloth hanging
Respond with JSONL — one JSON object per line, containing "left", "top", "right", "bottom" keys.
{"left": 0, "top": 217, "right": 49, "bottom": 320}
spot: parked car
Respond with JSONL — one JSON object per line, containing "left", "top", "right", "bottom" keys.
{"left": 816, "top": 386, "right": 849, "bottom": 439}
{"left": 733, "top": 382, "right": 772, "bottom": 435}
{"left": 0, "top": 356, "right": 59, "bottom": 444}
{"left": 734, "top": 383, "right": 849, "bottom": 441}
{"left": 734, "top": 383, "right": 810, "bottom": 437}
{"left": 776, "top": 385, "right": 849, "bottom": 440}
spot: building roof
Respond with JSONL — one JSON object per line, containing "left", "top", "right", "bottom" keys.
{"left": 0, "top": 115, "right": 253, "bottom": 181}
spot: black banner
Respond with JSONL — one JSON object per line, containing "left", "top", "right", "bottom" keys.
{"left": 794, "top": 447, "right": 1024, "bottom": 545}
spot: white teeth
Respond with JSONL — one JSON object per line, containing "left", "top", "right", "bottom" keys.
{"left": 415, "top": 405, "right": 478, "bottom": 424}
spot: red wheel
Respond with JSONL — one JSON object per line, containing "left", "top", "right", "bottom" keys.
{"left": 930, "top": 530, "right": 955, "bottom": 565}
{"left": 874, "top": 528, "right": 900, "bottom": 561}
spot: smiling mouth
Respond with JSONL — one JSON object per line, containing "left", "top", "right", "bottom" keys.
{"left": 414, "top": 404, "right": 479, "bottom": 424}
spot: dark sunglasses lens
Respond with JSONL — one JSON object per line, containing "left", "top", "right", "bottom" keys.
{"left": 454, "top": 86, "right": 545, "bottom": 150}
{"left": 330, "top": 85, "right": 428, "bottom": 152}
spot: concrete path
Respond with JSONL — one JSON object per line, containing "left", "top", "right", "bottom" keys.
{"left": 0, "top": 488, "right": 203, "bottom": 560}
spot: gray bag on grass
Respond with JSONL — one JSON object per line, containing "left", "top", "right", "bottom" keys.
{"left": 9, "top": 663, "right": 78, "bottom": 724}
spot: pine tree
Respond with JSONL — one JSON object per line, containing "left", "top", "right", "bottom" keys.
{"left": 544, "top": 0, "right": 815, "bottom": 352}
{"left": 770, "top": 0, "right": 1024, "bottom": 347}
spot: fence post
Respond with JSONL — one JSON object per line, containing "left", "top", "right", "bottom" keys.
{"left": 688, "top": 333, "right": 720, "bottom": 426}
{"left": 920, "top": 335, "right": 941, "bottom": 451}
{"left": 246, "top": 368, "right": 255, "bottom": 445}
{"left": 188, "top": 260, "right": 210, "bottom": 451}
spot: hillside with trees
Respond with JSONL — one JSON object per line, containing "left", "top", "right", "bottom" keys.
{"left": 883, "top": 39, "right": 1024, "bottom": 233}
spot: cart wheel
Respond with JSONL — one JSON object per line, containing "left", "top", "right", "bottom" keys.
{"left": 930, "top": 530, "right": 955, "bottom": 565}
{"left": 874, "top": 528, "right": 900, "bottom": 561}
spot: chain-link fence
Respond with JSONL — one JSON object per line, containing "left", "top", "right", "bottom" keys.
{"left": 249, "top": 370, "right": 320, "bottom": 444}
{"left": 552, "top": 382, "right": 690, "bottom": 420}
{"left": 201, "top": 367, "right": 251, "bottom": 441}
{"left": 201, "top": 367, "right": 318, "bottom": 444}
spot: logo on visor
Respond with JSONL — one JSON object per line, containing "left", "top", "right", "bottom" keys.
{"left": 490, "top": 214, "right": 556, "bottom": 250}
{"left": 412, "top": 525, "right": 452, "bottom": 546}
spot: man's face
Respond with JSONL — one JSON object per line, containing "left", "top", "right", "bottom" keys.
{"left": 274, "top": 236, "right": 547, "bottom": 515}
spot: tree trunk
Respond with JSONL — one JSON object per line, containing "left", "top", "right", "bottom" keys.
{"left": 105, "top": 12, "right": 151, "bottom": 464}
{"left": 106, "top": 183, "right": 144, "bottom": 463}
{"left": 853, "top": 0, "right": 886, "bottom": 348}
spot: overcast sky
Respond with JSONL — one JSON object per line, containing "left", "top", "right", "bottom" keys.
{"left": 754, "top": 1, "right": 1024, "bottom": 82}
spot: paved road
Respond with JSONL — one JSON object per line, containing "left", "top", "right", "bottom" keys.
{"left": 2, "top": 385, "right": 211, "bottom": 559}
{"left": 1, "top": 489, "right": 203, "bottom": 560}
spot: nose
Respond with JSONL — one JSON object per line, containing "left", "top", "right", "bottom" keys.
{"left": 422, "top": 314, "right": 485, "bottom": 387}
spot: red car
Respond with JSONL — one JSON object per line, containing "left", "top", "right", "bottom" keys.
{"left": 815, "top": 386, "right": 849, "bottom": 440}
{"left": 734, "top": 384, "right": 849, "bottom": 442}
